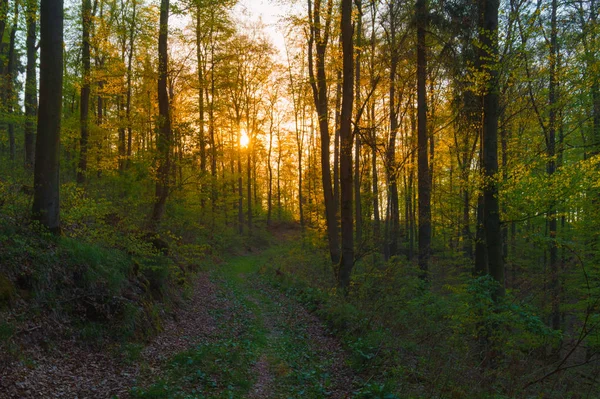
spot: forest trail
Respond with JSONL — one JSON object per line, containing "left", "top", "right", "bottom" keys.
{"left": 1, "top": 246, "right": 357, "bottom": 398}
{"left": 133, "top": 250, "right": 357, "bottom": 398}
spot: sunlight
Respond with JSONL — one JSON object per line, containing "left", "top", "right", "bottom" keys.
{"left": 240, "top": 129, "right": 250, "bottom": 148}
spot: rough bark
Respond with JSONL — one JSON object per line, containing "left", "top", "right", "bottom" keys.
{"left": 24, "top": 0, "right": 37, "bottom": 169}
{"left": 6, "top": 1, "right": 18, "bottom": 161}
{"left": 480, "top": 0, "right": 504, "bottom": 297}
{"left": 77, "top": 0, "right": 92, "bottom": 184}
{"left": 354, "top": 0, "right": 363, "bottom": 248}
{"left": 308, "top": 0, "right": 341, "bottom": 264}
{"left": 339, "top": 0, "right": 354, "bottom": 291}
{"left": 548, "top": 0, "right": 559, "bottom": 329}
{"left": 416, "top": 0, "right": 431, "bottom": 277}
{"left": 150, "top": 0, "right": 172, "bottom": 229}
{"left": 32, "top": 0, "right": 63, "bottom": 233}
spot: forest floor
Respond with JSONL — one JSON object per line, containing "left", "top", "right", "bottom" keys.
{"left": 1, "top": 243, "right": 358, "bottom": 398}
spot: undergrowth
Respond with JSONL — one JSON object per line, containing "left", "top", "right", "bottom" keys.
{"left": 260, "top": 231, "right": 580, "bottom": 399}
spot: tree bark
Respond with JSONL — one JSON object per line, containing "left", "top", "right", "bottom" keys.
{"left": 32, "top": 0, "right": 63, "bottom": 233}
{"left": 77, "top": 0, "right": 91, "bottom": 184}
{"left": 339, "top": 0, "right": 354, "bottom": 291}
{"left": 416, "top": 0, "right": 431, "bottom": 277}
{"left": 6, "top": 1, "right": 19, "bottom": 161}
{"left": 24, "top": 0, "right": 37, "bottom": 170}
{"left": 354, "top": 0, "right": 363, "bottom": 249}
{"left": 480, "top": 0, "right": 504, "bottom": 298}
{"left": 308, "top": 0, "right": 341, "bottom": 264}
{"left": 150, "top": 0, "right": 172, "bottom": 230}
{"left": 548, "top": 0, "right": 559, "bottom": 329}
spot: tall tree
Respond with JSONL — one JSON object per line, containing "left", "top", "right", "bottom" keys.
{"left": 416, "top": 0, "right": 431, "bottom": 276}
{"left": 382, "top": 0, "right": 403, "bottom": 260}
{"left": 307, "top": 0, "right": 341, "bottom": 264}
{"left": 339, "top": 0, "right": 354, "bottom": 290}
{"left": 24, "top": 0, "right": 37, "bottom": 169}
{"left": 5, "top": 0, "right": 19, "bottom": 161}
{"left": 77, "top": 0, "right": 92, "bottom": 184}
{"left": 354, "top": 0, "right": 363, "bottom": 249}
{"left": 480, "top": 0, "right": 504, "bottom": 297}
{"left": 150, "top": 0, "right": 172, "bottom": 229}
{"left": 547, "top": 0, "right": 560, "bottom": 330}
{"left": 32, "top": 0, "right": 63, "bottom": 233}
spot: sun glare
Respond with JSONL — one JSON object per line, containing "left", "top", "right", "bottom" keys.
{"left": 240, "top": 130, "right": 250, "bottom": 148}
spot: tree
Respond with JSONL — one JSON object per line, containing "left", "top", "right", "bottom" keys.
{"left": 5, "top": 0, "right": 19, "bottom": 161}
{"left": 77, "top": 0, "right": 92, "bottom": 184}
{"left": 416, "top": 0, "right": 431, "bottom": 276}
{"left": 24, "top": 0, "right": 37, "bottom": 169}
{"left": 150, "top": 0, "right": 172, "bottom": 229}
{"left": 32, "top": 0, "right": 63, "bottom": 233}
{"left": 307, "top": 0, "right": 341, "bottom": 264}
{"left": 480, "top": 0, "right": 504, "bottom": 297}
{"left": 339, "top": 0, "right": 354, "bottom": 291}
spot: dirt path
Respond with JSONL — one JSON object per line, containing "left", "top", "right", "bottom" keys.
{"left": 0, "top": 273, "right": 224, "bottom": 398}
{"left": 1, "top": 250, "right": 357, "bottom": 398}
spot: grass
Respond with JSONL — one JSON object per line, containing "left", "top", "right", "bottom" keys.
{"left": 131, "top": 246, "right": 360, "bottom": 398}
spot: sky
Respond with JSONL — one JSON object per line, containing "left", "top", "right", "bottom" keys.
{"left": 236, "top": 0, "right": 296, "bottom": 59}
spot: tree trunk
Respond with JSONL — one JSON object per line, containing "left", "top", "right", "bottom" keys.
{"left": 416, "top": 0, "right": 431, "bottom": 277}
{"left": 339, "top": 0, "right": 354, "bottom": 291}
{"left": 308, "top": 0, "right": 340, "bottom": 264}
{"left": 548, "top": 0, "right": 559, "bottom": 330}
{"left": 24, "top": 0, "right": 37, "bottom": 169}
{"left": 6, "top": 1, "right": 19, "bottom": 161}
{"left": 196, "top": 5, "right": 207, "bottom": 208}
{"left": 77, "top": 0, "right": 92, "bottom": 184}
{"left": 150, "top": 0, "right": 172, "bottom": 230}
{"left": 32, "top": 0, "right": 63, "bottom": 233}
{"left": 480, "top": 0, "right": 504, "bottom": 298}
{"left": 354, "top": 0, "right": 363, "bottom": 249}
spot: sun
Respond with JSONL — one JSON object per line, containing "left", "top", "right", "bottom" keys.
{"left": 240, "top": 130, "right": 250, "bottom": 148}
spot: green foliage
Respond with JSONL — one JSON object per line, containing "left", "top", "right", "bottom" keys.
{"left": 261, "top": 238, "right": 571, "bottom": 398}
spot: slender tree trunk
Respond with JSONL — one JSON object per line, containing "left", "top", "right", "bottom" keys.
{"left": 209, "top": 48, "right": 217, "bottom": 220}
{"left": 267, "top": 124, "right": 273, "bottom": 226}
{"left": 308, "top": 0, "right": 340, "bottom": 264}
{"left": 416, "top": 0, "right": 431, "bottom": 277}
{"left": 339, "top": 0, "right": 354, "bottom": 291}
{"left": 196, "top": 6, "right": 207, "bottom": 209}
{"left": 480, "top": 0, "right": 504, "bottom": 298}
{"left": 77, "top": 0, "right": 92, "bottom": 183}
{"left": 32, "top": 0, "right": 63, "bottom": 233}
{"left": 24, "top": 0, "right": 37, "bottom": 169}
{"left": 6, "top": 1, "right": 19, "bottom": 161}
{"left": 354, "top": 0, "right": 363, "bottom": 249}
{"left": 150, "top": 0, "right": 172, "bottom": 230}
{"left": 247, "top": 133, "right": 252, "bottom": 234}
{"left": 548, "top": 0, "right": 559, "bottom": 330}
{"left": 125, "top": 0, "right": 136, "bottom": 166}
{"left": 334, "top": 70, "right": 341, "bottom": 212}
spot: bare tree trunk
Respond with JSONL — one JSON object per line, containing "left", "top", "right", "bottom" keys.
{"left": 150, "top": 0, "right": 172, "bottom": 230}
{"left": 339, "top": 0, "right": 354, "bottom": 291}
{"left": 32, "top": 0, "right": 63, "bottom": 233}
{"left": 480, "top": 0, "right": 504, "bottom": 298}
{"left": 548, "top": 0, "right": 559, "bottom": 329}
{"left": 354, "top": 0, "right": 363, "bottom": 249}
{"left": 416, "top": 0, "right": 431, "bottom": 277}
{"left": 77, "top": 0, "right": 92, "bottom": 183}
{"left": 196, "top": 6, "right": 207, "bottom": 209}
{"left": 24, "top": 0, "right": 37, "bottom": 169}
{"left": 6, "top": 1, "right": 19, "bottom": 161}
{"left": 308, "top": 0, "right": 340, "bottom": 264}
{"left": 125, "top": 0, "right": 137, "bottom": 167}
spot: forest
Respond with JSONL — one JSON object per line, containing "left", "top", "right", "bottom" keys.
{"left": 0, "top": 0, "right": 599, "bottom": 397}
